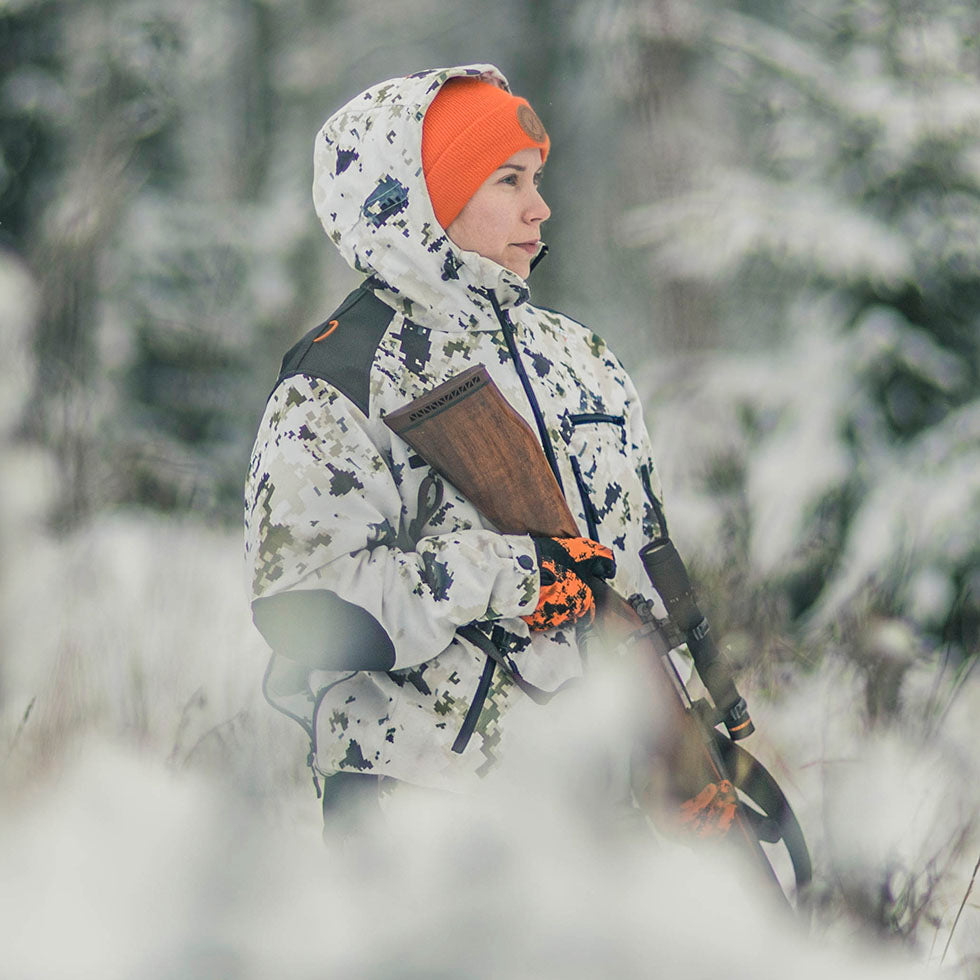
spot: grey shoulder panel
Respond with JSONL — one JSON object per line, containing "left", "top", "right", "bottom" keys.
{"left": 252, "top": 589, "right": 397, "bottom": 672}
{"left": 277, "top": 282, "right": 396, "bottom": 415}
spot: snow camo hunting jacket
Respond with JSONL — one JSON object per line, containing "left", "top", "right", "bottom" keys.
{"left": 244, "top": 65, "right": 669, "bottom": 793}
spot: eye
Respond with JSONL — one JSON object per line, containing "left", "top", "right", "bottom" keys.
{"left": 499, "top": 173, "right": 519, "bottom": 186}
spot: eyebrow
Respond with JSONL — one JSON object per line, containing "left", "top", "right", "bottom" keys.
{"left": 496, "top": 163, "right": 545, "bottom": 174}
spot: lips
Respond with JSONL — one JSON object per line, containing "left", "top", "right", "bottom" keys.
{"left": 512, "top": 241, "right": 540, "bottom": 254}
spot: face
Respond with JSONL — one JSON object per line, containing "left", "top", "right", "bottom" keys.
{"left": 446, "top": 147, "right": 551, "bottom": 279}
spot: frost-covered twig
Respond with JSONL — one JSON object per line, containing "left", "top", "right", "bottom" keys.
{"left": 942, "top": 850, "right": 980, "bottom": 965}
{"left": 4, "top": 696, "right": 37, "bottom": 762}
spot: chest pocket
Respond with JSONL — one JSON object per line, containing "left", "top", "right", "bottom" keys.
{"left": 563, "top": 413, "right": 629, "bottom": 542}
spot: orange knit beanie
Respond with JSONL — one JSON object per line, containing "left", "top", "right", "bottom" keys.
{"left": 422, "top": 77, "right": 550, "bottom": 229}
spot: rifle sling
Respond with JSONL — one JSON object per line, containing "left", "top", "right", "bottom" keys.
{"left": 451, "top": 648, "right": 495, "bottom": 754}
{"left": 451, "top": 623, "right": 580, "bottom": 754}
{"left": 715, "top": 732, "right": 813, "bottom": 895}
{"left": 457, "top": 624, "right": 579, "bottom": 705}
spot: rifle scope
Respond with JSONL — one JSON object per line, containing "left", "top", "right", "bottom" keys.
{"left": 639, "top": 538, "right": 754, "bottom": 741}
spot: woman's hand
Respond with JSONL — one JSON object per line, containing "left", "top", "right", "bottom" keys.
{"left": 522, "top": 536, "right": 616, "bottom": 631}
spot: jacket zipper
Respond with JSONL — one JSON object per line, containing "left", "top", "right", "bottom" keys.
{"left": 451, "top": 635, "right": 496, "bottom": 754}
{"left": 488, "top": 290, "right": 613, "bottom": 543}
{"left": 488, "top": 291, "right": 564, "bottom": 492}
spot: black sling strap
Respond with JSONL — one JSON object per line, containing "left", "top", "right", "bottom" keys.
{"left": 714, "top": 732, "right": 813, "bottom": 899}
{"left": 451, "top": 623, "right": 581, "bottom": 753}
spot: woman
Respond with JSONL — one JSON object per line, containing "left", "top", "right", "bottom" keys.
{"left": 244, "top": 65, "right": 669, "bottom": 807}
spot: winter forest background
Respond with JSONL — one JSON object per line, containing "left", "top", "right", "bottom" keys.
{"left": 2, "top": 0, "right": 980, "bottom": 976}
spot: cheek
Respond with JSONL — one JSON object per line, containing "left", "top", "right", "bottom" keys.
{"left": 475, "top": 206, "right": 511, "bottom": 251}
{"left": 449, "top": 201, "right": 508, "bottom": 255}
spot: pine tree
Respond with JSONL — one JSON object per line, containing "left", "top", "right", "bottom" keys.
{"left": 609, "top": 0, "right": 980, "bottom": 672}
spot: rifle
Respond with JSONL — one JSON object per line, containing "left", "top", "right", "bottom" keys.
{"left": 385, "top": 364, "right": 811, "bottom": 912}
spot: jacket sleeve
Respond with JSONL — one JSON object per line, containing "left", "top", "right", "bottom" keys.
{"left": 244, "top": 374, "right": 540, "bottom": 671}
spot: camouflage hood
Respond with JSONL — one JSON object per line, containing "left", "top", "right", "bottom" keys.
{"left": 312, "top": 65, "right": 536, "bottom": 332}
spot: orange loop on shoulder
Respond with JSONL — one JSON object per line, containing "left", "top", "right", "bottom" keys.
{"left": 313, "top": 319, "right": 339, "bottom": 342}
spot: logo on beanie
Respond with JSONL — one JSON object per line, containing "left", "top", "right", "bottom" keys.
{"left": 517, "top": 104, "right": 547, "bottom": 143}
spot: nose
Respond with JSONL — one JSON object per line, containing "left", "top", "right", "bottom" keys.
{"left": 526, "top": 186, "right": 551, "bottom": 225}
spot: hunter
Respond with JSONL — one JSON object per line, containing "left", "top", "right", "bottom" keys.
{"left": 244, "top": 65, "right": 672, "bottom": 818}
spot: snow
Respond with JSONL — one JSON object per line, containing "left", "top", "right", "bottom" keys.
{"left": 621, "top": 171, "right": 915, "bottom": 289}
{"left": 0, "top": 489, "right": 972, "bottom": 975}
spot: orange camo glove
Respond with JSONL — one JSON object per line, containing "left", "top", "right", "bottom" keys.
{"left": 522, "top": 536, "right": 616, "bottom": 632}
{"left": 679, "top": 779, "right": 738, "bottom": 839}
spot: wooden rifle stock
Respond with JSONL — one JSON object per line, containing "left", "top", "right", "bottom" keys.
{"left": 385, "top": 365, "right": 810, "bottom": 911}
{"left": 384, "top": 365, "right": 578, "bottom": 538}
